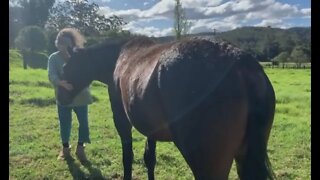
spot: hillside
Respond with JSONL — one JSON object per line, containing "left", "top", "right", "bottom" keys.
{"left": 215, "top": 26, "right": 310, "bottom": 61}
{"left": 155, "top": 26, "right": 311, "bottom": 61}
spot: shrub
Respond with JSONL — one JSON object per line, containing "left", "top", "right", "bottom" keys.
{"left": 272, "top": 51, "right": 290, "bottom": 68}
{"left": 14, "top": 26, "right": 47, "bottom": 52}
{"left": 9, "top": 49, "right": 23, "bottom": 70}
{"left": 46, "top": 30, "right": 59, "bottom": 55}
{"left": 22, "top": 51, "right": 48, "bottom": 70}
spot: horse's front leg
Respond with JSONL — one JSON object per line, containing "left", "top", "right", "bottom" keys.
{"left": 113, "top": 109, "right": 133, "bottom": 180}
{"left": 144, "top": 138, "right": 156, "bottom": 180}
{"left": 109, "top": 88, "right": 133, "bottom": 180}
{"left": 120, "top": 130, "right": 133, "bottom": 180}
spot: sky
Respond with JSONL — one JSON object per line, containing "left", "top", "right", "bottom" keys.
{"left": 68, "top": 0, "right": 311, "bottom": 37}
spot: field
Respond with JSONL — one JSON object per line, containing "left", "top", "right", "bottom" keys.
{"left": 9, "top": 50, "right": 310, "bottom": 179}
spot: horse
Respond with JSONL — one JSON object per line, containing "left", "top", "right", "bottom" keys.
{"left": 57, "top": 36, "right": 276, "bottom": 180}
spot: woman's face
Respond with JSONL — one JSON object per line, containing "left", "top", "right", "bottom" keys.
{"left": 56, "top": 36, "right": 72, "bottom": 53}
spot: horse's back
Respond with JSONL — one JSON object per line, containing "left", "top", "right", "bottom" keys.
{"left": 157, "top": 39, "right": 245, "bottom": 122}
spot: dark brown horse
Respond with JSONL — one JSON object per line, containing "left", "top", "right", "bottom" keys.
{"left": 58, "top": 36, "right": 276, "bottom": 180}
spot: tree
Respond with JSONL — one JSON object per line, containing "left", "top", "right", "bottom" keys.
{"left": 18, "top": 0, "right": 55, "bottom": 27}
{"left": 272, "top": 51, "right": 290, "bottom": 68}
{"left": 14, "top": 26, "right": 47, "bottom": 69}
{"left": 9, "top": 0, "right": 55, "bottom": 47}
{"left": 46, "top": 0, "right": 127, "bottom": 36}
{"left": 290, "top": 46, "right": 310, "bottom": 68}
{"left": 173, "top": 0, "right": 190, "bottom": 40}
{"left": 15, "top": 26, "right": 47, "bottom": 52}
{"left": 262, "top": 33, "right": 280, "bottom": 61}
{"left": 9, "top": 6, "right": 24, "bottom": 48}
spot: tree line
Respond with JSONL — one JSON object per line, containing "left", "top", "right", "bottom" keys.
{"left": 215, "top": 27, "right": 311, "bottom": 67}
{"left": 9, "top": 0, "right": 131, "bottom": 69}
{"left": 9, "top": 0, "right": 310, "bottom": 69}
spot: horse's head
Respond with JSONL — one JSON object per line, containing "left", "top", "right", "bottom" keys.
{"left": 57, "top": 48, "right": 94, "bottom": 105}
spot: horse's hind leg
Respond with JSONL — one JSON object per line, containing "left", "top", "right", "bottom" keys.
{"left": 234, "top": 109, "right": 274, "bottom": 180}
{"left": 235, "top": 112, "right": 275, "bottom": 180}
{"left": 170, "top": 123, "right": 240, "bottom": 180}
{"left": 144, "top": 138, "right": 156, "bottom": 180}
{"left": 235, "top": 76, "right": 275, "bottom": 180}
{"left": 169, "top": 104, "right": 248, "bottom": 180}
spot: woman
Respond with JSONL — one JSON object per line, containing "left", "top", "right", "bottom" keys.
{"left": 47, "top": 28, "right": 93, "bottom": 161}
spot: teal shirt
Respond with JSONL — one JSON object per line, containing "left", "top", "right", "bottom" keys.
{"left": 47, "top": 51, "right": 93, "bottom": 107}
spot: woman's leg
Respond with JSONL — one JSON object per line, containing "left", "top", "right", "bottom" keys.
{"left": 57, "top": 104, "right": 72, "bottom": 160}
{"left": 73, "top": 105, "right": 90, "bottom": 161}
{"left": 57, "top": 104, "right": 73, "bottom": 146}
{"left": 73, "top": 105, "right": 91, "bottom": 144}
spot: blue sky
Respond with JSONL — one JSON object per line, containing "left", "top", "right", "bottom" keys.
{"left": 70, "top": 0, "right": 311, "bottom": 37}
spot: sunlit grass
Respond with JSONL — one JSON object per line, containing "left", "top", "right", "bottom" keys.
{"left": 9, "top": 54, "right": 310, "bottom": 179}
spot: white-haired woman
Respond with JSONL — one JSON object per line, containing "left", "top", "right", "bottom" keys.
{"left": 47, "top": 28, "right": 92, "bottom": 161}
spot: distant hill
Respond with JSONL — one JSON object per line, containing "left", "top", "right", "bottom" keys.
{"left": 154, "top": 26, "right": 311, "bottom": 61}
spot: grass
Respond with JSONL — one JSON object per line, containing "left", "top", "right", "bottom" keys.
{"left": 9, "top": 52, "right": 310, "bottom": 179}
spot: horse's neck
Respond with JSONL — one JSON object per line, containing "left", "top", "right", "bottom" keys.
{"left": 93, "top": 47, "right": 122, "bottom": 85}
{"left": 91, "top": 37, "right": 138, "bottom": 85}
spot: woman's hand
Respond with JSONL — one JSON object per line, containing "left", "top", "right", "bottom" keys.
{"left": 58, "top": 80, "right": 74, "bottom": 91}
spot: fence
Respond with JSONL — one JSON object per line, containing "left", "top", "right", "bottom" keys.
{"left": 259, "top": 62, "right": 311, "bottom": 69}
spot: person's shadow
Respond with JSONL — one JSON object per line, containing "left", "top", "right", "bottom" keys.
{"left": 65, "top": 156, "right": 107, "bottom": 180}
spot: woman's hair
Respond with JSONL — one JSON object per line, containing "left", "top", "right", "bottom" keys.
{"left": 55, "top": 28, "right": 86, "bottom": 49}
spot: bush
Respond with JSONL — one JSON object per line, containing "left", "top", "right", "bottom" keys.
{"left": 272, "top": 51, "right": 290, "bottom": 68}
{"left": 14, "top": 26, "right": 47, "bottom": 52}
{"left": 290, "top": 46, "right": 310, "bottom": 68}
{"left": 22, "top": 51, "right": 48, "bottom": 70}
{"left": 85, "top": 36, "right": 104, "bottom": 47}
{"left": 9, "top": 49, "right": 23, "bottom": 69}
{"left": 46, "top": 30, "right": 59, "bottom": 55}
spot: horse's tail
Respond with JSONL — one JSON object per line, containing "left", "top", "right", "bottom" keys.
{"left": 241, "top": 59, "right": 276, "bottom": 180}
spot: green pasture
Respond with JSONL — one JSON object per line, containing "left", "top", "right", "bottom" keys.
{"left": 9, "top": 50, "right": 310, "bottom": 179}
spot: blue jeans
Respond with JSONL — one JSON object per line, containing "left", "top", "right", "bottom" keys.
{"left": 57, "top": 104, "right": 91, "bottom": 144}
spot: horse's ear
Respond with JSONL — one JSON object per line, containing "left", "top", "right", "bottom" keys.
{"left": 68, "top": 47, "right": 84, "bottom": 58}
{"left": 73, "top": 47, "right": 83, "bottom": 53}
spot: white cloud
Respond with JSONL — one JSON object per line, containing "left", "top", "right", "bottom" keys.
{"left": 301, "top": 8, "right": 311, "bottom": 16}
{"left": 124, "top": 24, "right": 173, "bottom": 37}
{"left": 190, "top": 19, "right": 239, "bottom": 33}
{"left": 98, "top": 6, "right": 114, "bottom": 16}
{"left": 97, "top": 0, "right": 310, "bottom": 36}
{"left": 255, "top": 19, "right": 283, "bottom": 27}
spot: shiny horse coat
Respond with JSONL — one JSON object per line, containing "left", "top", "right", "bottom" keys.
{"left": 58, "top": 36, "right": 276, "bottom": 180}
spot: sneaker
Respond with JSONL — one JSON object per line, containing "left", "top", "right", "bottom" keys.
{"left": 57, "top": 146, "right": 71, "bottom": 160}
{"left": 75, "top": 145, "right": 87, "bottom": 162}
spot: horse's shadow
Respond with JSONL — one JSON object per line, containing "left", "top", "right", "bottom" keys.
{"left": 65, "top": 156, "right": 106, "bottom": 180}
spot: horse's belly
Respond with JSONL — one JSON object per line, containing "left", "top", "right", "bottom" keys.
{"left": 118, "top": 56, "right": 173, "bottom": 141}
{"left": 124, "top": 78, "right": 173, "bottom": 141}
{"left": 127, "top": 103, "right": 173, "bottom": 141}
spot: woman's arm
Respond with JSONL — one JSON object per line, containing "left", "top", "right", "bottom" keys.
{"left": 48, "top": 55, "right": 60, "bottom": 86}
{"left": 47, "top": 55, "right": 73, "bottom": 91}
